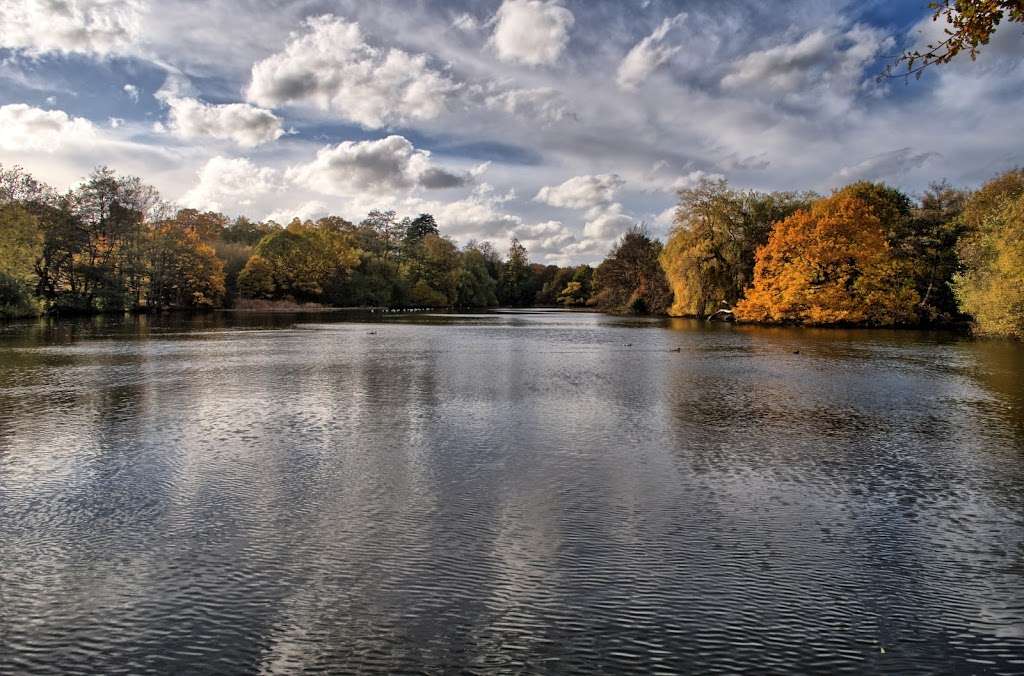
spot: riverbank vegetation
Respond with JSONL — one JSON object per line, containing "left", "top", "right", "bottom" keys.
{"left": 1, "top": 163, "right": 1022, "bottom": 337}
{"left": 662, "top": 170, "right": 1023, "bottom": 337}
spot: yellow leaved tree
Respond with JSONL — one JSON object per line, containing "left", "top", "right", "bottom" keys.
{"left": 954, "top": 170, "right": 1024, "bottom": 337}
{"left": 735, "top": 193, "right": 919, "bottom": 326}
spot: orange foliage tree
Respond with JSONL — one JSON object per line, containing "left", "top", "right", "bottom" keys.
{"left": 147, "top": 221, "right": 226, "bottom": 310}
{"left": 735, "top": 193, "right": 919, "bottom": 326}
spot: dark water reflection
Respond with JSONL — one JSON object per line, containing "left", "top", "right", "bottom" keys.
{"left": 1, "top": 310, "right": 1022, "bottom": 674}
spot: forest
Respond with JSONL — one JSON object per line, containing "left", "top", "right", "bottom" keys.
{"left": 1, "top": 163, "right": 1022, "bottom": 338}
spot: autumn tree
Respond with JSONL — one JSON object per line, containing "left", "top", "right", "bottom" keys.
{"left": 962, "top": 168, "right": 1024, "bottom": 224}
{"left": 832, "top": 180, "right": 971, "bottom": 323}
{"left": 557, "top": 265, "right": 594, "bottom": 306}
{"left": 533, "top": 264, "right": 566, "bottom": 305}
{"left": 0, "top": 203, "right": 43, "bottom": 317}
{"left": 32, "top": 168, "right": 159, "bottom": 313}
{"left": 954, "top": 169, "right": 1024, "bottom": 336}
{"left": 593, "top": 226, "right": 672, "bottom": 314}
{"left": 660, "top": 179, "right": 812, "bottom": 317}
{"left": 147, "top": 219, "right": 226, "bottom": 310}
{"left": 1, "top": 164, "right": 52, "bottom": 208}
{"left": 237, "top": 219, "right": 360, "bottom": 302}
{"left": 735, "top": 193, "right": 920, "bottom": 326}
{"left": 169, "top": 209, "right": 228, "bottom": 242}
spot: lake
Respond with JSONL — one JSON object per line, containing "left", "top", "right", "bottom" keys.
{"left": 1, "top": 309, "right": 1022, "bottom": 674}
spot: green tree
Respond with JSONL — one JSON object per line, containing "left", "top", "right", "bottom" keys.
{"left": 214, "top": 240, "right": 254, "bottom": 305}
{"left": 456, "top": 244, "right": 499, "bottom": 307}
{"left": 533, "top": 264, "right": 566, "bottom": 305}
{"left": 237, "top": 255, "right": 276, "bottom": 298}
{"left": 237, "top": 220, "right": 361, "bottom": 302}
{"left": 842, "top": 180, "right": 973, "bottom": 324}
{"left": 905, "top": 181, "right": 971, "bottom": 322}
{"left": 223, "top": 216, "right": 278, "bottom": 245}
{"left": 320, "top": 215, "right": 404, "bottom": 307}
{"left": 402, "top": 233, "right": 461, "bottom": 307}
{"left": 361, "top": 210, "right": 407, "bottom": 261}
{"left": 498, "top": 238, "right": 535, "bottom": 306}
{"left": 593, "top": 226, "right": 672, "bottom": 314}
{"left": 404, "top": 213, "right": 439, "bottom": 244}
{"left": 34, "top": 168, "right": 159, "bottom": 313}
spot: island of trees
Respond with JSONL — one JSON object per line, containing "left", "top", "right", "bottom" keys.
{"left": 1, "top": 163, "right": 1022, "bottom": 338}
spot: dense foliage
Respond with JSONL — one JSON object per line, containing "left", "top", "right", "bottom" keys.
{"left": 592, "top": 226, "right": 671, "bottom": 314}
{"left": 734, "top": 191, "right": 919, "bottom": 326}
{"left": 2, "top": 162, "right": 1023, "bottom": 337}
{"left": 954, "top": 170, "right": 1024, "bottom": 337}
{"left": 660, "top": 179, "right": 813, "bottom": 318}
{"left": 0, "top": 165, "right": 604, "bottom": 318}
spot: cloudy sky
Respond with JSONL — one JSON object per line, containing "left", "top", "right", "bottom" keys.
{"left": 1, "top": 0, "right": 1022, "bottom": 264}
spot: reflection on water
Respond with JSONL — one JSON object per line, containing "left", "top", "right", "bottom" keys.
{"left": 1, "top": 310, "right": 1022, "bottom": 674}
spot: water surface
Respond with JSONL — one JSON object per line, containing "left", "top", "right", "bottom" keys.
{"left": 1, "top": 310, "right": 1022, "bottom": 674}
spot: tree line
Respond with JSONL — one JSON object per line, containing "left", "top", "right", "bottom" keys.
{"left": 1, "top": 164, "right": 1022, "bottom": 337}
{"left": 660, "top": 171, "right": 1024, "bottom": 337}
{"left": 0, "top": 165, "right": 599, "bottom": 317}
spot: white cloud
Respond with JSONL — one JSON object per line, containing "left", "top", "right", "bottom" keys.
{"left": 161, "top": 96, "right": 284, "bottom": 148}
{"left": 108, "top": 116, "right": 124, "bottom": 128}
{"left": 0, "top": 0, "right": 144, "bottom": 57}
{"left": 617, "top": 13, "right": 686, "bottom": 90}
{"left": 411, "top": 184, "right": 524, "bottom": 240}
{"left": 265, "top": 200, "right": 329, "bottom": 224}
{"left": 490, "top": 0, "right": 574, "bottom": 66}
{"left": 0, "top": 103, "right": 97, "bottom": 152}
{"left": 654, "top": 205, "right": 677, "bottom": 227}
{"left": 721, "top": 25, "right": 893, "bottom": 104}
{"left": 513, "top": 219, "right": 576, "bottom": 254}
{"left": 286, "top": 135, "right": 471, "bottom": 197}
{"left": 535, "top": 174, "right": 624, "bottom": 209}
{"left": 178, "top": 156, "right": 283, "bottom": 213}
{"left": 905, "top": 10, "right": 1024, "bottom": 68}
{"left": 835, "top": 147, "right": 939, "bottom": 183}
{"left": 123, "top": 83, "right": 140, "bottom": 102}
{"left": 562, "top": 236, "right": 615, "bottom": 258}
{"left": 905, "top": 12, "right": 1024, "bottom": 112}
{"left": 642, "top": 163, "right": 726, "bottom": 193}
{"left": 481, "top": 86, "right": 574, "bottom": 124}
{"left": 246, "top": 13, "right": 574, "bottom": 129}
{"left": 513, "top": 220, "right": 566, "bottom": 239}
{"left": 535, "top": 173, "right": 636, "bottom": 247}
{"left": 583, "top": 202, "right": 634, "bottom": 239}
{"left": 452, "top": 13, "right": 480, "bottom": 33}
{"left": 3, "top": 1, "right": 1023, "bottom": 266}
{"left": 247, "top": 15, "right": 461, "bottom": 129}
